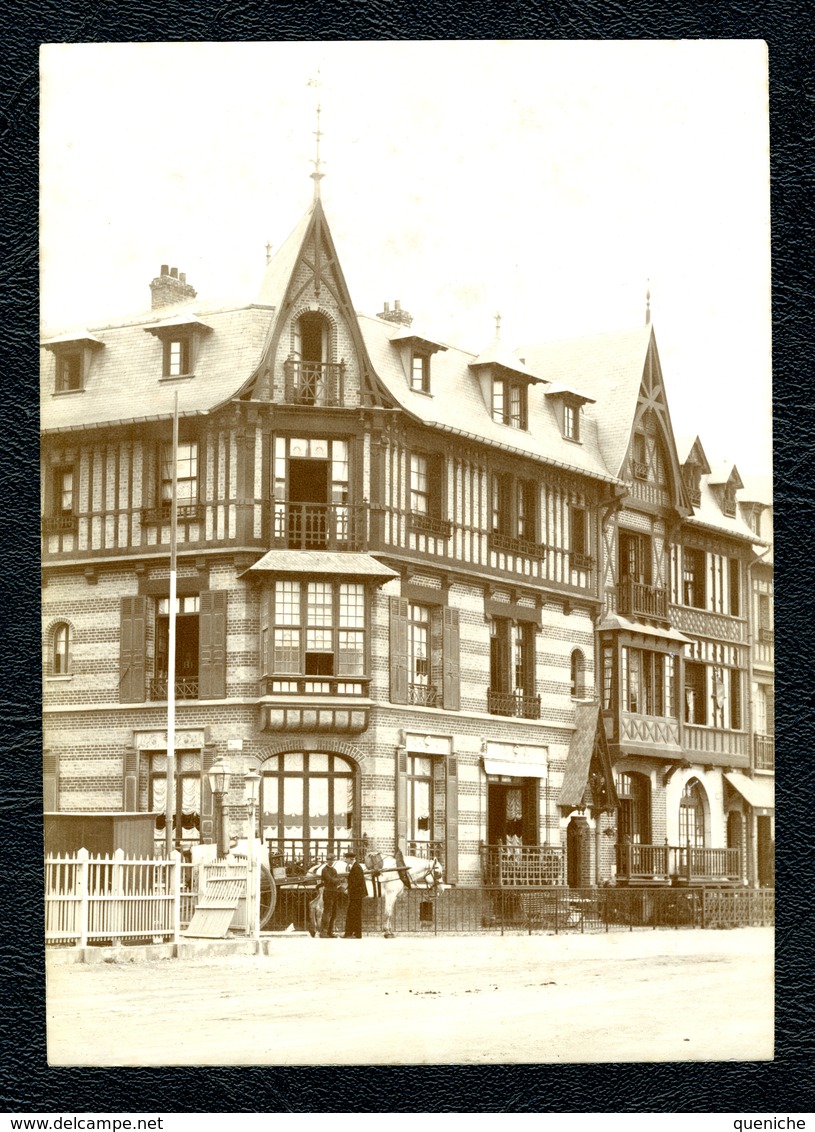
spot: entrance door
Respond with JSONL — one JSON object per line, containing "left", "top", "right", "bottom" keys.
{"left": 288, "top": 458, "right": 329, "bottom": 548}
{"left": 756, "top": 815, "right": 774, "bottom": 887}
{"left": 487, "top": 779, "right": 538, "bottom": 846}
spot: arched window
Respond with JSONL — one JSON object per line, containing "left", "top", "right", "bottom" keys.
{"left": 290, "top": 312, "right": 334, "bottom": 405}
{"left": 679, "top": 778, "right": 705, "bottom": 848}
{"left": 570, "top": 649, "right": 586, "bottom": 698}
{"left": 261, "top": 752, "right": 356, "bottom": 859}
{"left": 52, "top": 623, "right": 72, "bottom": 675}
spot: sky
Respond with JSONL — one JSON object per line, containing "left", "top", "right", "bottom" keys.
{"left": 39, "top": 40, "right": 772, "bottom": 478}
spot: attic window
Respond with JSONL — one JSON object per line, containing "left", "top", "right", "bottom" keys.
{"left": 684, "top": 463, "right": 702, "bottom": 506}
{"left": 411, "top": 353, "right": 431, "bottom": 394}
{"left": 56, "top": 352, "right": 83, "bottom": 392}
{"left": 564, "top": 403, "right": 580, "bottom": 441}
{"left": 43, "top": 333, "right": 104, "bottom": 394}
{"left": 165, "top": 337, "right": 191, "bottom": 378}
{"left": 492, "top": 377, "right": 527, "bottom": 429}
{"left": 545, "top": 385, "right": 594, "bottom": 443}
{"left": 722, "top": 486, "right": 737, "bottom": 518}
{"left": 145, "top": 315, "right": 211, "bottom": 380}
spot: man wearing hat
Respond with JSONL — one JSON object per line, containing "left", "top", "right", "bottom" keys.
{"left": 319, "top": 853, "right": 340, "bottom": 938}
{"left": 343, "top": 849, "right": 367, "bottom": 938}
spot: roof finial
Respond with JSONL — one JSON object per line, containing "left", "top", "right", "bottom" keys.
{"left": 494, "top": 311, "right": 502, "bottom": 339}
{"left": 645, "top": 279, "right": 651, "bottom": 326}
{"left": 307, "top": 71, "right": 325, "bottom": 200}
{"left": 265, "top": 241, "right": 272, "bottom": 266}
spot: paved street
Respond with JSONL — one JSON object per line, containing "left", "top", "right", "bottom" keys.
{"left": 46, "top": 927, "right": 773, "bottom": 1066}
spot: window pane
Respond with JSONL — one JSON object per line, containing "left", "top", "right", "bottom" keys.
{"left": 333, "top": 777, "right": 354, "bottom": 838}
{"left": 337, "top": 630, "right": 364, "bottom": 675}
{"left": 307, "top": 583, "right": 333, "bottom": 626}
{"left": 273, "top": 628, "right": 300, "bottom": 672}
{"left": 339, "top": 584, "right": 364, "bottom": 628}
{"left": 275, "top": 581, "right": 301, "bottom": 625}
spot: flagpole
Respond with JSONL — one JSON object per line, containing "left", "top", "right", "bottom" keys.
{"left": 165, "top": 392, "right": 179, "bottom": 857}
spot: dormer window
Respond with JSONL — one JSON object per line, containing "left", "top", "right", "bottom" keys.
{"left": 145, "top": 314, "right": 211, "bottom": 380}
{"left": 545, "top": 384, "right": 595, "bottom": 443}
{"left": 42, "top": 331, "right": 104, "bottom": 394}
{"left": 706, "top": 461, "right": 743, "bottom": 520}
{"left": 564, "top": 402, "right": 579, "bottom": 441}
{"left": 411, "top": 352, "right": 431, "bottom": 394}
{"left": 492, "top": 377, "right": 527, "bottom": 429}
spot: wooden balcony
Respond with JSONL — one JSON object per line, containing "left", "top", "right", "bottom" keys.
{"left": 282, "top": 360, "right": 346, "bottom": 407}
{"left": 409, "top": 511, "right": 453, "bottom": 539}
{"left": 480, "top": 844, "right": 564, "bottom": 886}
{"left": 684, "top": 722, "right": 750, "bottom": 767}
{"left": 487, "top": 689, "right": 541, "bottom": 720}
{"left": 271, "top": 502, "right": 368, "bottom": 551}
{"left": 489, "top": 531, "right": 548, "bottom": 560}
{"left": 41, "top": 513, "right": 77, "bottom": 534}
{"left": 616, "top": 843, "right": 742, "bottom": 886}
{"left": 617, "top": 576, "right": 669, "bottom": 621}
{"left": 141, "top": 502, "right": 206, "bottom": 525}
{"left": 753, "top": 733, "right": 775, "bottom": 772}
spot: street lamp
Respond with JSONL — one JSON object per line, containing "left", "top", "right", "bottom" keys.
{"left": 206, "top": 758, "right": 231, "bottom": 858}
{"left": 244, "top": 769, "right": 261, "bottom": 940}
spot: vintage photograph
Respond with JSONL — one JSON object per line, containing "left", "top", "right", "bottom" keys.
{"left": 41, "top": 40, "right": 773, "bottom": 1066}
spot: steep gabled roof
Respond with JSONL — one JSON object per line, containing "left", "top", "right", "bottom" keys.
{"left": 676, "top": 434, "right": 711, "bottom": 474}
{"left": 558, "top": 702, "right": 618, "bottom": 814}
{"left": 358, "top": 313, "right": 619, "bottom": 483}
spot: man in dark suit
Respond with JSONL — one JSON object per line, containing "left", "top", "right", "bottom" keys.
{"left": 319, "top": 855, "right": 340, "bottom": 938}
{"left": 343, "top": 850, "right": 367, "bottom": 938}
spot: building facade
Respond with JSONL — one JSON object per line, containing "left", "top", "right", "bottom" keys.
{"left": 41, "top": 194, "right": 773, "bottom": 889}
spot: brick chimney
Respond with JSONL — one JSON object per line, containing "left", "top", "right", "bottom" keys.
{"left": 376, "top": 299, "right": 413, "bottom": 328}
{"left": 149, "top": 265, "right": 197, "bottom": 310}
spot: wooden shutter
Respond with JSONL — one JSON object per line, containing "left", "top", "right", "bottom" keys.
{"left": 429, "top": 452, "right": 445, "bottom": 520}
{"left": 442, "top": 606, "right": 460, "bottom": 709}
{"left": 122, "top": 747, "right": 140, "bottom": 812}
{"left": 395, "top": 747, "right": 408, "bottom": 851}
{"left": 199, "top": 591, "right": 227, "bottom": 699}
{"left": 201, "top": 746, "right": 217, "bottom": 843}
{"left": 445, "top": 754, "right": 459, "bottom": 884}
{"left": 766, "top": 686, "right": 774, "bottom": 733}
{"left": 389, "top": 597, "right": 409, "bottom": 704}
{"left": 43, "top": 751, "right": 59, "bottom": 812}
{"left": 120, "top": 595, "right": 147, "bottom": 703}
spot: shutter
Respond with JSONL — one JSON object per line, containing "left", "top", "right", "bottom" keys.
{"left": 43, "top": 751, "right": 59, "bottom": 812}
{"left": 500, "top": 473, "right": 513, "bottom": 535}
{"left": 120, "top": 595, "right": 147, "bottom": 703}
{"left": 445, "top": 754, "right": 459, "bottom": 884}
{"left": 199, "top": 591, "right": 227, "bottom": 699}
{"left": 766, "top": 686, "right": 774, "bottom": 733}
{"left": 395, "top": 747, "right": 408, "bottom": 851}
{"left": 122, "top": 747, "right": 140, "bottom": 812}
{"left": 201, "top": 746, "right": 217, "bottom": 843}
{"left": 442, "top": 606, "right": 461, "bottom": 709}
{"left": 429, "top": 452, "right": 445, "bottom": 520}
{"left": 430, "top": 606, "right": 444, "bottom": 704}
{"left": 389, "top": 597, "right": 409, "bottom": 704}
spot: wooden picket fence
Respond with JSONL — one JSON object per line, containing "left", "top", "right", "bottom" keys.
{"left": 45, "top": 848, "right": 198, "bottom": 947}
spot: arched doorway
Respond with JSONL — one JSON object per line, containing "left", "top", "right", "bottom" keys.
{"left": 679, "top": 777, "right": 706, "bottom": 848}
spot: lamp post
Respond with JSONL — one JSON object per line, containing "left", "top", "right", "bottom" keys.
{"left": 244, "top": 769, "right": 261, "bottom": 939}
{"left": 206, "top": 758, "right": 231, "bottom": 858}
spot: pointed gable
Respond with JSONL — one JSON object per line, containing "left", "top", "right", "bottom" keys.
{"left": 243, "top": 199, "right": 396, "bottom": 409}
{"left": 558, "top": 702, "right": 619, "bottom": 814}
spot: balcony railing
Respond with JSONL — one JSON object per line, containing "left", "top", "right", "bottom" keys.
{"left": 271, "top": 502, "right": 368, "bottom": 551}
{"left": 754, "top": 733, "right": 775, "bottom": 771}
{"left": 480, "top": 844, "right": 564, "bottom": 886}
{"left": 260, "top": 676, "right": 369, "bottom": 697}
{"left": 409, "top": 511, "right": 453, "bottom": 539}
{"left": 570, "top": 552, "right": 593, "bottom": 572}
{"left": 617, "top": 576, "right": 669, "bottom": 621}
{"left": 758, "top": 627, "right": 774, "bottom": 645}
{"left": 41, "top": 513, "right": 77, "bottom": 534}
{"left": 487, "top": 689, "right": 541, "bottom": 719}
{"left": 408, "top": 683, "right": 439, "bottom": 707}
{"left": 407, "top": 839, "right": 444, "bottom": 860}
{"left": 141, "top": 503, "right": 205, "bottom": 524}
{"left": 632, "top": 460, "right": 648, "bottom": 481}
{"left": 282, "top": 360, "right": 346, "bottom": 407}
{"left": 688, "top": 486, "right": 702, "bottom": 507}
{"left": 616, "top": 842, "right": 742, "bottom": 885}
{"left": 149, "top": 677, "right": 200, "bottom": 701}
{"left": 489, "top": 531, "right": 548, "bottom": 560}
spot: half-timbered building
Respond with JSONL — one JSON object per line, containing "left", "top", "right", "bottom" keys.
{"left": 41, "top": 189, "right": 772, "bottom": 890}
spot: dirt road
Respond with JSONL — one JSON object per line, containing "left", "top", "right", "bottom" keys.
{"left": 46, "top": 927, "right": 773, "bottom": 1066}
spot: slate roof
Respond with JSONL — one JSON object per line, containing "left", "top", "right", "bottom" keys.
{"left": 558, "top": 702, "right": 617, "bottom": 812}
{"left": 518, "top": 325, "right": 653, "bottom": 477}
{"left": 240, "top": 551, "right": 399, "bottom": 581}
{"left": 41, "top": 303, "right": 274, "bottom": 434}
{"left": 686, "top": 471, "right": 761, "bottom": 543}
{"left": 358, "top": 314, "right": 619, "bottom": 484}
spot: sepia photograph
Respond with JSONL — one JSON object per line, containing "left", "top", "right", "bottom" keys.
{"left": 40, "top": 40, "right": 773, "bottom": 1068}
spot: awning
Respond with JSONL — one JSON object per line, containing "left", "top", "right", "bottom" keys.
{"left": 597, "top": 614, "right": 692, "bottom": 645}
{"left": 483, "top": 758, "right": 547, "bottom": 779}
{"left": 240, "top": 550, "right": 399, "bottom": 582}
{"left": 725, "top": 771, "right": 775, "bottom": 810}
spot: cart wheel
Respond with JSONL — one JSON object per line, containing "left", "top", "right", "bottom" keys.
{"left": 259, "top": 863, "right": 276, "bottom": 929}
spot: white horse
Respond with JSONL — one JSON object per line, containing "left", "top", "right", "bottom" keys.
{"left": 306, "top": 853, "right": 444, "bottom": 938}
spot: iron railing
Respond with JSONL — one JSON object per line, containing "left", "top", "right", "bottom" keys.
{"left": 271, "top": 501, "right": 367, "bottom": 551}
{"left": 487, "top": 689, "right": 541, "bottom": 719}
{"left": 406, "top": 839, "right": 444, "bottom": 860}
{"left": 408, "top": 682, "right": 439, "bottom": 706}
{"left": 264, "top": 837, "right": 370, "bottom": 875}
{"left": 753, "top": 733, "right": 775, "bottom": 771}
{"left": 148, "top": 677, "right": 200, "bottom": 701}
{"left": 617, "top": 576, "right": 669, "bottom": 621}
{"left": 264, "top": 884, "right": 774, "bottom": 936}
{"left": 282, "top": 360, "right": 346, "bottom": 406}
{"left": 480, "top": 844, "right": 564, "bottom": 886}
